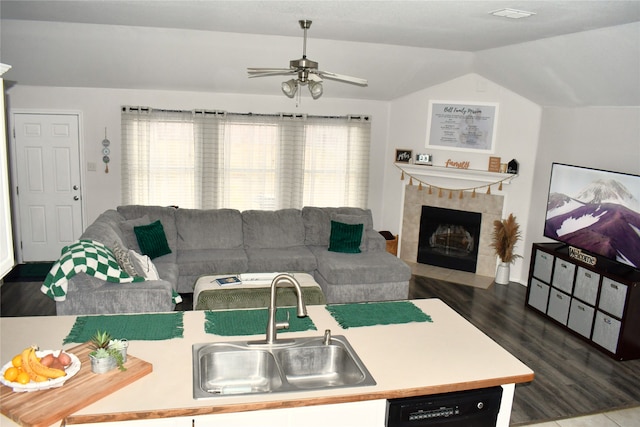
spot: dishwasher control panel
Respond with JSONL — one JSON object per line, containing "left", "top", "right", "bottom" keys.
{"left": 386, "top": 386, "right": 503, "bottom": 427}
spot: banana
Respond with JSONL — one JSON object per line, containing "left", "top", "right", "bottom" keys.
{"left": 20, "top": 346, "right": 38, "bottom": 381}
{"left": 28, "top": 348, "right": 66, "bottom": 380}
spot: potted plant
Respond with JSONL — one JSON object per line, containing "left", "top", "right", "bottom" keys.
{"left": 490, "top": 213, "right": 522, "bottom": 285}
{"left": 89, "top": 330, "right": 127, "bottom": 374}
{"left": 108, "top": 338, "right": 129, "bottom": 363}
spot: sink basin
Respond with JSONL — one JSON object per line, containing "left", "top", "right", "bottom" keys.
{"left": 193, "top": 335, "right": 375, "bottom": 399}
{"left": 277, "top": 343, "right": 366, "bottom": 389}
{"left": 199, "top": 348, "right": 282, "bottom": 395}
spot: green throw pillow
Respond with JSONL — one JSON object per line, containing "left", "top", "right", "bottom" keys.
{"left": 134, "top": 220, "right": 172, "bottom": 259}
{"left": 328, "top": 220, "right": 363, "bottom": 254}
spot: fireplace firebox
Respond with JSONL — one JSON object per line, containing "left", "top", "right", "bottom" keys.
{"left": 417, "top": 206, "right": 482, "bottom": 273}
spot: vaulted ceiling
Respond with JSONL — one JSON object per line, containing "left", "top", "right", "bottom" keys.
{"left": 1, "top": 1, "right": 639, "bottom": 106}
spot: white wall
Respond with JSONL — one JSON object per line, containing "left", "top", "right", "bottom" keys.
{"left": 525, "top": 106, "right": 640, "bottom": 278}
{"left": 8, "top": 82, "right": 638, "bottom": 286}
{"left": 383, "top": 74, "right": 542, "bottom": 284}
{"left": 6, "top": 85, "right": 389, "bottom": 227}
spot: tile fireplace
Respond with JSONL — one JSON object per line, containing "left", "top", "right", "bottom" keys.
{"left": 401, "top": 185, "right": 504, "bottom": 278}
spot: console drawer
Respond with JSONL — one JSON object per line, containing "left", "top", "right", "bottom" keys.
{"left": 592, "top": 311, "right": 621, "bottom": 354}
{"left": 567, "top": 299, "right": 595, "bottom": 338}
{"left": 533, "top": 250, "right": 553, "bottom": 283}
{"left": 599, "top": 278, "right": 627, "bottom": 318}
{"left": 528, "top": 278, "right": 550, "bottom": 313}
{"left": 573, "top": 267, "right": 600, "bottom": 305}
{"left": 547, "top": 289, "right": 570, "bottom": 325}
{"left": 552, "top": 259, "right": 575, "bottom": 294}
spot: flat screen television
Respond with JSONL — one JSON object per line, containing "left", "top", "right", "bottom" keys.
{"left": 544, "top": 163, "right": 640, "bottom": 269}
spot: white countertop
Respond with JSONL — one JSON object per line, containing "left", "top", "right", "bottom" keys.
{"left": 0, "top": 299, "right": 534, "bottom": 426}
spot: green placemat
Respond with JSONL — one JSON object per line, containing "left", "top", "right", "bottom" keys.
{"left": 63, "top": 312, "right": 184, "bottom": 344}
{"left": 205, "top": 308, "right": 317, "bottom": 336}
{"left": 326, "top": 301, "right": 432, "bottom": 329}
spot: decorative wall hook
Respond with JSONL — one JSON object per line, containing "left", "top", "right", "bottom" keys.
{"left": 102, "top": 127, "right": 111, "bottom": 174}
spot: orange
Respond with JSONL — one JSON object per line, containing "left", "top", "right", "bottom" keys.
{"left": 15, "top": 371, "right": 30, "bottom": 385}
{"left": 3, "top": 367, "right": 19, "bottom": 382}
{"left": 11, "top": 354, "right": 22, "bottom": 368}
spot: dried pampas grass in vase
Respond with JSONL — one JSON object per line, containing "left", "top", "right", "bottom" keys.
{"left": 491, "top": 214, "right": 522, "bottom": 284}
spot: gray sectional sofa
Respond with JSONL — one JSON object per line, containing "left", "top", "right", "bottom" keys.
{"left": 55, "top": 205, "right": 411, "bottom": 315}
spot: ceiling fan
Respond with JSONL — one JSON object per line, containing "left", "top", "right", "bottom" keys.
{"left": 247, "top": 20, "right": 368, "bottom": 100}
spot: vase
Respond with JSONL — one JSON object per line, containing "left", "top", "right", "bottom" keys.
{"left": 495, "top": 262, "right": 510, "bottom": 285}
{"left": 89, "top": 354, "right": 117, "bottom": 374}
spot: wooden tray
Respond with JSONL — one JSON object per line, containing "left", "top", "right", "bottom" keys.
{"left": 0, "top": 343, "right": 152, "bottom": 427}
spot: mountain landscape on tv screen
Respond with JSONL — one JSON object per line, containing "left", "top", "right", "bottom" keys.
{"left": 545, "top": 178, "right": 640, "bottom": 268}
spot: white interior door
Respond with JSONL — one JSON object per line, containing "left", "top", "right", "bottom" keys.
{"left": 13, "top": 113, "right": 83, "bottom": 262}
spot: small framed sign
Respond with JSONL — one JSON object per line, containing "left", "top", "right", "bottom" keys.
{"left": 395, "top": 149, "right": 412, "bottom": 163}
{"left": 488, "top": 156, "right": 501, "bottom": 172}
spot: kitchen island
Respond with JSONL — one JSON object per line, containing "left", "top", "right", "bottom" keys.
{"left": 0, "top": 299, "right": 533, "bottom": 426}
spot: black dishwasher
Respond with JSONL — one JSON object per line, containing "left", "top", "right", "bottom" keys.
{"left": 386, "top": 386, "right": 503, "bottom": 427}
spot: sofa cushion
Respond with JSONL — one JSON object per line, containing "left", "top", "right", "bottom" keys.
{"left": 56, "top": 273, "right": 175, "bottom": 315}
{"left": 328, "top": 221, "right": 363, "bottom": 254}
{"left": 365, "top": 229, "right": 387, "bottom": 252}
{"left": 245, "top": 246, "right": 317, "bottom": 273}
{"left": 155, "top": 262, "right": 179, "bottom": 286}
{"left": 310, "top": 245, "right": 411, "bottom": 285}
{"left": 134, "top": 220, "right": 172, "bottom": 259}
{"left": 177, "top": 248, "right": 249, "bottom": 277}
{"left": 117, "top": 205, "right": 178, "bottom": 262}
{"left": 119, "top": 215, "right": 151, "bottom": 252}
{"left": 175, "top": 208, "right": 243, "bottom": 250}
{"left": 302, "top": 207, "right": 374, "bottom": 249}
{"left": 80, "top": 210, "right": 127, "bottom": 248}
{"left": 242, "top": 209, "right": 305, "bottom": 249}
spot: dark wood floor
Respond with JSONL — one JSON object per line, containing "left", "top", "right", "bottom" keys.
{"left": 2, "top": 276, "right": 640, "bottom": 425}
{"left": 408, "top": 276, "right": 640, "bottom": 426}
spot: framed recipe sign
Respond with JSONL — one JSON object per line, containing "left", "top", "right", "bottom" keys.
{"left": 426, "top": 101, "right": 499, "bottom": 153}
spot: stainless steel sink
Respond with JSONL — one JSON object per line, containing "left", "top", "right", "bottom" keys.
{"left": 193, "top": 335, "right": 376, "bottom": 399}
{"left": 277, "top": 342, "right": 367, "bottom": 389}
{"left": 198, "top": 347, "right": 283, "bottom": 395}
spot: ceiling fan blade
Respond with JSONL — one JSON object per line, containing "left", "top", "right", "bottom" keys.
{"left": 247, "top": 70, "right": 296, "bottom": 78}
{"left": 248, "top": 67, "right": 292, "bottom": 73}
{"left": 317, "top": 70, "right": 368, "bottom": 86}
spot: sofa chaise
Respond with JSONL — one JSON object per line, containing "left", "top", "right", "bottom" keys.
{"left": 49, "top": 205, "right": 411, "bottom": 315}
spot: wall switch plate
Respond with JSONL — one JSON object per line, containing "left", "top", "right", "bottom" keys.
{"left": 87, "top": 161, "right": 97, "bottom": 171}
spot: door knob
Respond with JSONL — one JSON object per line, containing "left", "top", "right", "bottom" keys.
{"left": 73, "top": 196, "right": 79, "bottom": 201}
{"left": 73, "top": 185, "right": 79, "bottom": 190}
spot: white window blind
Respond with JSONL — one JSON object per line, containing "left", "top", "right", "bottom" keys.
{"left": 121, "top": 107, "right": 370, "bottom": 210}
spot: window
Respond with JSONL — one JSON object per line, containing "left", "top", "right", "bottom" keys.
{"left": 121, "top": 108, "right": 370, "bottom": 210}
{"left": 224, "top": 120, "right": 279, "bottom": 211}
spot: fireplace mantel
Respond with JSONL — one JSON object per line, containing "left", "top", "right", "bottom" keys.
{"left": 396, "top": 163, "right": 517, "bottom": 188}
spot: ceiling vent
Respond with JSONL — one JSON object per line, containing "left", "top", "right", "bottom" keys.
{"left": 489, "top": 8, "right": 536, "bottom": 19}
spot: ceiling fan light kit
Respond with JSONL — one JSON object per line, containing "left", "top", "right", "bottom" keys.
{"left": 281, "top": 79, "right": 298, "bottom": 98}
{"left": 248, "top": 19, "right": 367, "bottom": 100}
{"left": 308, "top": 80, "right": 323, "bottom": 99}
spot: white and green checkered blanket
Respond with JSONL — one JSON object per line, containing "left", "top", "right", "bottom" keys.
{"left": 41, "top": 239, "right": 181, "bottom": 305}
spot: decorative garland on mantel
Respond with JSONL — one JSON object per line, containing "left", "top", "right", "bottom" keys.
{"left": 394, "top": 163, "right": 517, "bottom": 199}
